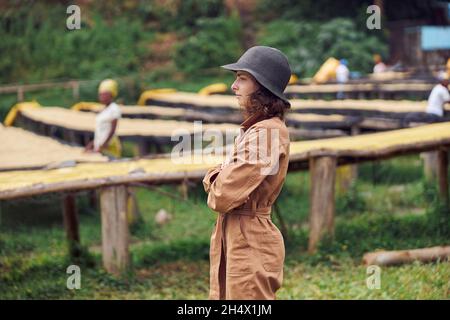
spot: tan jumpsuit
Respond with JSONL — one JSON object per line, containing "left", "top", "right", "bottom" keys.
{"left": 203, "top": 112, "right": 290, "bottom": 300}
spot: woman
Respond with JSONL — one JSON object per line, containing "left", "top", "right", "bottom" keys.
{"left": 85, "top": 79, "right": 122, "bottom": 158}
{"left": 85, "top": 80, "right": 140, "bottom": 222}
{"left": 203, "top": 46, "right": 292, "bottom": 300}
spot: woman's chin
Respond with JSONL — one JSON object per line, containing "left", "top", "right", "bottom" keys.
{"left": 236, "top": 97, "right": 246, "bottom": 107}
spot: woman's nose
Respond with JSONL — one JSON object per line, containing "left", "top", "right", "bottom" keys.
{"left": 231, "top": 80, "right": 238, "bottom": 92}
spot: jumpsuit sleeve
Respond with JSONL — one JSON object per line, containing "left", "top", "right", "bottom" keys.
{"left": 202, "top": 164, "right": 222, "bottom": 193}
{"left": 205, "top": 126, "right": 284, "bottom": 213}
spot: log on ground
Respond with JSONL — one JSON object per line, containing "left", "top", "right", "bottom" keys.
{"left": 362, "top": 246, "right": 450, "bottom": 266}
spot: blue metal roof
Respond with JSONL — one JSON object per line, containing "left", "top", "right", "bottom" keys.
{"left": 422, "top": 26, "right": 450, "bottom": 50}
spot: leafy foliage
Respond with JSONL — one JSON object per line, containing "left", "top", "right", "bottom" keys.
{"left": 0, "top": 4, "right": 151, "bottom": 84}
{"left": 173, "top": 14, "right": 243, "bottom": 75}
{"left": 257, "top": 18, "right": 388, "bottom": 77}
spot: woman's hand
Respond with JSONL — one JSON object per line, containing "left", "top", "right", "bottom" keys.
{"left": 84, "top": 141, "right": 94, "bottom": 153}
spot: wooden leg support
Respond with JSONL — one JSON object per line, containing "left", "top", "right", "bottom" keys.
{"left": 100, "top": 185, "right": 130, "bottom": 275}
{"left": 62, "top": 193, "right": 81, "bottom": 258}
{"left": 437, "top": 148, "right": 449, "bottom": 207}
{"left": 422, "top": 151, "right": 438, "bottom": 182}
{"left": 138, "top": 140, "right": 151, "bottom": 156}
{"left": 308, "top": 156, "right": 337, "bottom": 254}
{"left": 88, "top": 190, "right": 98, "bottom": 212}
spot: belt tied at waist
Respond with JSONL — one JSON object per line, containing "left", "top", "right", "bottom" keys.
{"left": 227, "top": 205, "right": 272, "bottom": 218}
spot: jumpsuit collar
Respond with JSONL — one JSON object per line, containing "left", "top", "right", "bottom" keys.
{"left": 240, "top": 111, "right": 267, "bottom": 132}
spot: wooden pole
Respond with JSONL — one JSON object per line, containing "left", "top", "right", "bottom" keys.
{"left": 17, "top": 86, "right": 24, "bottom": 101}
{"left": 72, "top": 81, "right": 80, "bottom": 101}
{"left": 100, "top": 185, "right": 130, "bottom": 275}
{"left": 137, "top": 139, "right": 151, "bottom": 156}
{"left": 62, "top": 193, "right": 81, "bottom": 258}
{"left": 437, "top": 148, "right": 449, "bottom": 207}
{"left": 88, "top": 190, "right": 98, "bottom": 212}
{"left": 308, "top": 156, "right": 337, "bottom": 253}
{"left": 350, "top": 125, "right": 359, "bottom": 181}
{"left": 422, "top": 151, "right": 438, "bottom": 182}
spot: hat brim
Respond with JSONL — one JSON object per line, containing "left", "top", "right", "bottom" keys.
{"left": 221, "top": 63, "right": 291, "bottom": 106}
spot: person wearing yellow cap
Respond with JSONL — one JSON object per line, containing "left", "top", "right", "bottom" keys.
{"left": 85, "top": 80, "right": 140, "bottom": 223}
{"left": 373, "top": 54, "right": 387, "bottom": 73}
{"left": 85, "top": 79, "right": 122, "bottom": 158}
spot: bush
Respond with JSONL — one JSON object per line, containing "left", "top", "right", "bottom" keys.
{"left": 173, "top": 14, "right": 243, "bottom": 75}
{"left": 256, "top": 0, "right": 373, "bottom": 22}
{"left": 257, "top": 18, "right": 388, "bottom": 77}
{"left": 137, "top": 0, "right": 224, "bottom": 31}
{"left": 422, "top": 181, "right": 450, "bottom": 238}
{"left": 0, "top": 4, "right": 152, "bottom": 84}
{"left": 336, "top": 182, "right": 366, "bottom": 216}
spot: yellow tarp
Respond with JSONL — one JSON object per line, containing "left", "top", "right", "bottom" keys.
{"left": 3, "top": 101, "right": 41, "bottom": 126}
{"left": 198, "top": 83, "right": 228, "bottom": 96}
{"left": 312, "top": 57, "right": 340, "bottom": 84}
{"left": 288, "top": 74, "right": 299, "bottom": 85}
{"left": 71, "top": 101, "right": 103, "bottom": 111}
{"left": 137, "top": 88, "right": 177, "bottom": 106}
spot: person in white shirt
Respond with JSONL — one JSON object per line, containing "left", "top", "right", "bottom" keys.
{"left": 426, "top": 78, "right": 450, "bottom": 117}
{"left": 336, "top": 59, "right": 349, "bottom": 99}
{"left": 403, "top": 76, "right": 450, "bottom": 126}
{"left": 85, "top": 79, "right": 122, "bottom": 158}
{"left": 85, "top": 80, "right": 140, "bottom": 222}
{"left": 373, "top": 54, "right": 387, "bottom": 73}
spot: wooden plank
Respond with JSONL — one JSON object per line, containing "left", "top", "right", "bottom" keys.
{"left": 62, "top": 193, "right": 81, "bottom": 258}
{"left": 0, "top": 169, "right": 209, "bottom": 200}
{"left": 100, "top": 185, "right": 130, "bottom": 275}
{"left": 308, "top": 156, "right": 337, "bottom": 253}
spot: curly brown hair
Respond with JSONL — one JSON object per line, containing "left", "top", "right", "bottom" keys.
{"left": 247, "top": 86, "right": 290, "bottom": 120}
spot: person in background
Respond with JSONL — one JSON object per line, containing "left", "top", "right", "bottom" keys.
{"left": 336, "top": 59, "right": 350, "bottom": 99}
{"left": 373, "top": 54, "right": 387, "bottom": 73}
{"left": 446, "top": 57, "right": 450, "bottom": 79}
{"left": 425, "top": 74, "right": 450, "bottom": 118}
{"left": 85, "top": 79, "right": 140, "bottom": 223}
{"left": 85, "top": 79, "right": 122, "bottom": 158}
{"left": 403, "top": 74, "right": 450, "bottom": 126}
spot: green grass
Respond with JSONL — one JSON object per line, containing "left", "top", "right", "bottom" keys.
{"left": 0, "top": 155, "right": 449, "bottom": 299}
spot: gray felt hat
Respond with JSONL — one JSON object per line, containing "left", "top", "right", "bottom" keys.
{"left": 221, "top": 46, "right": 292, "bottom": 105}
